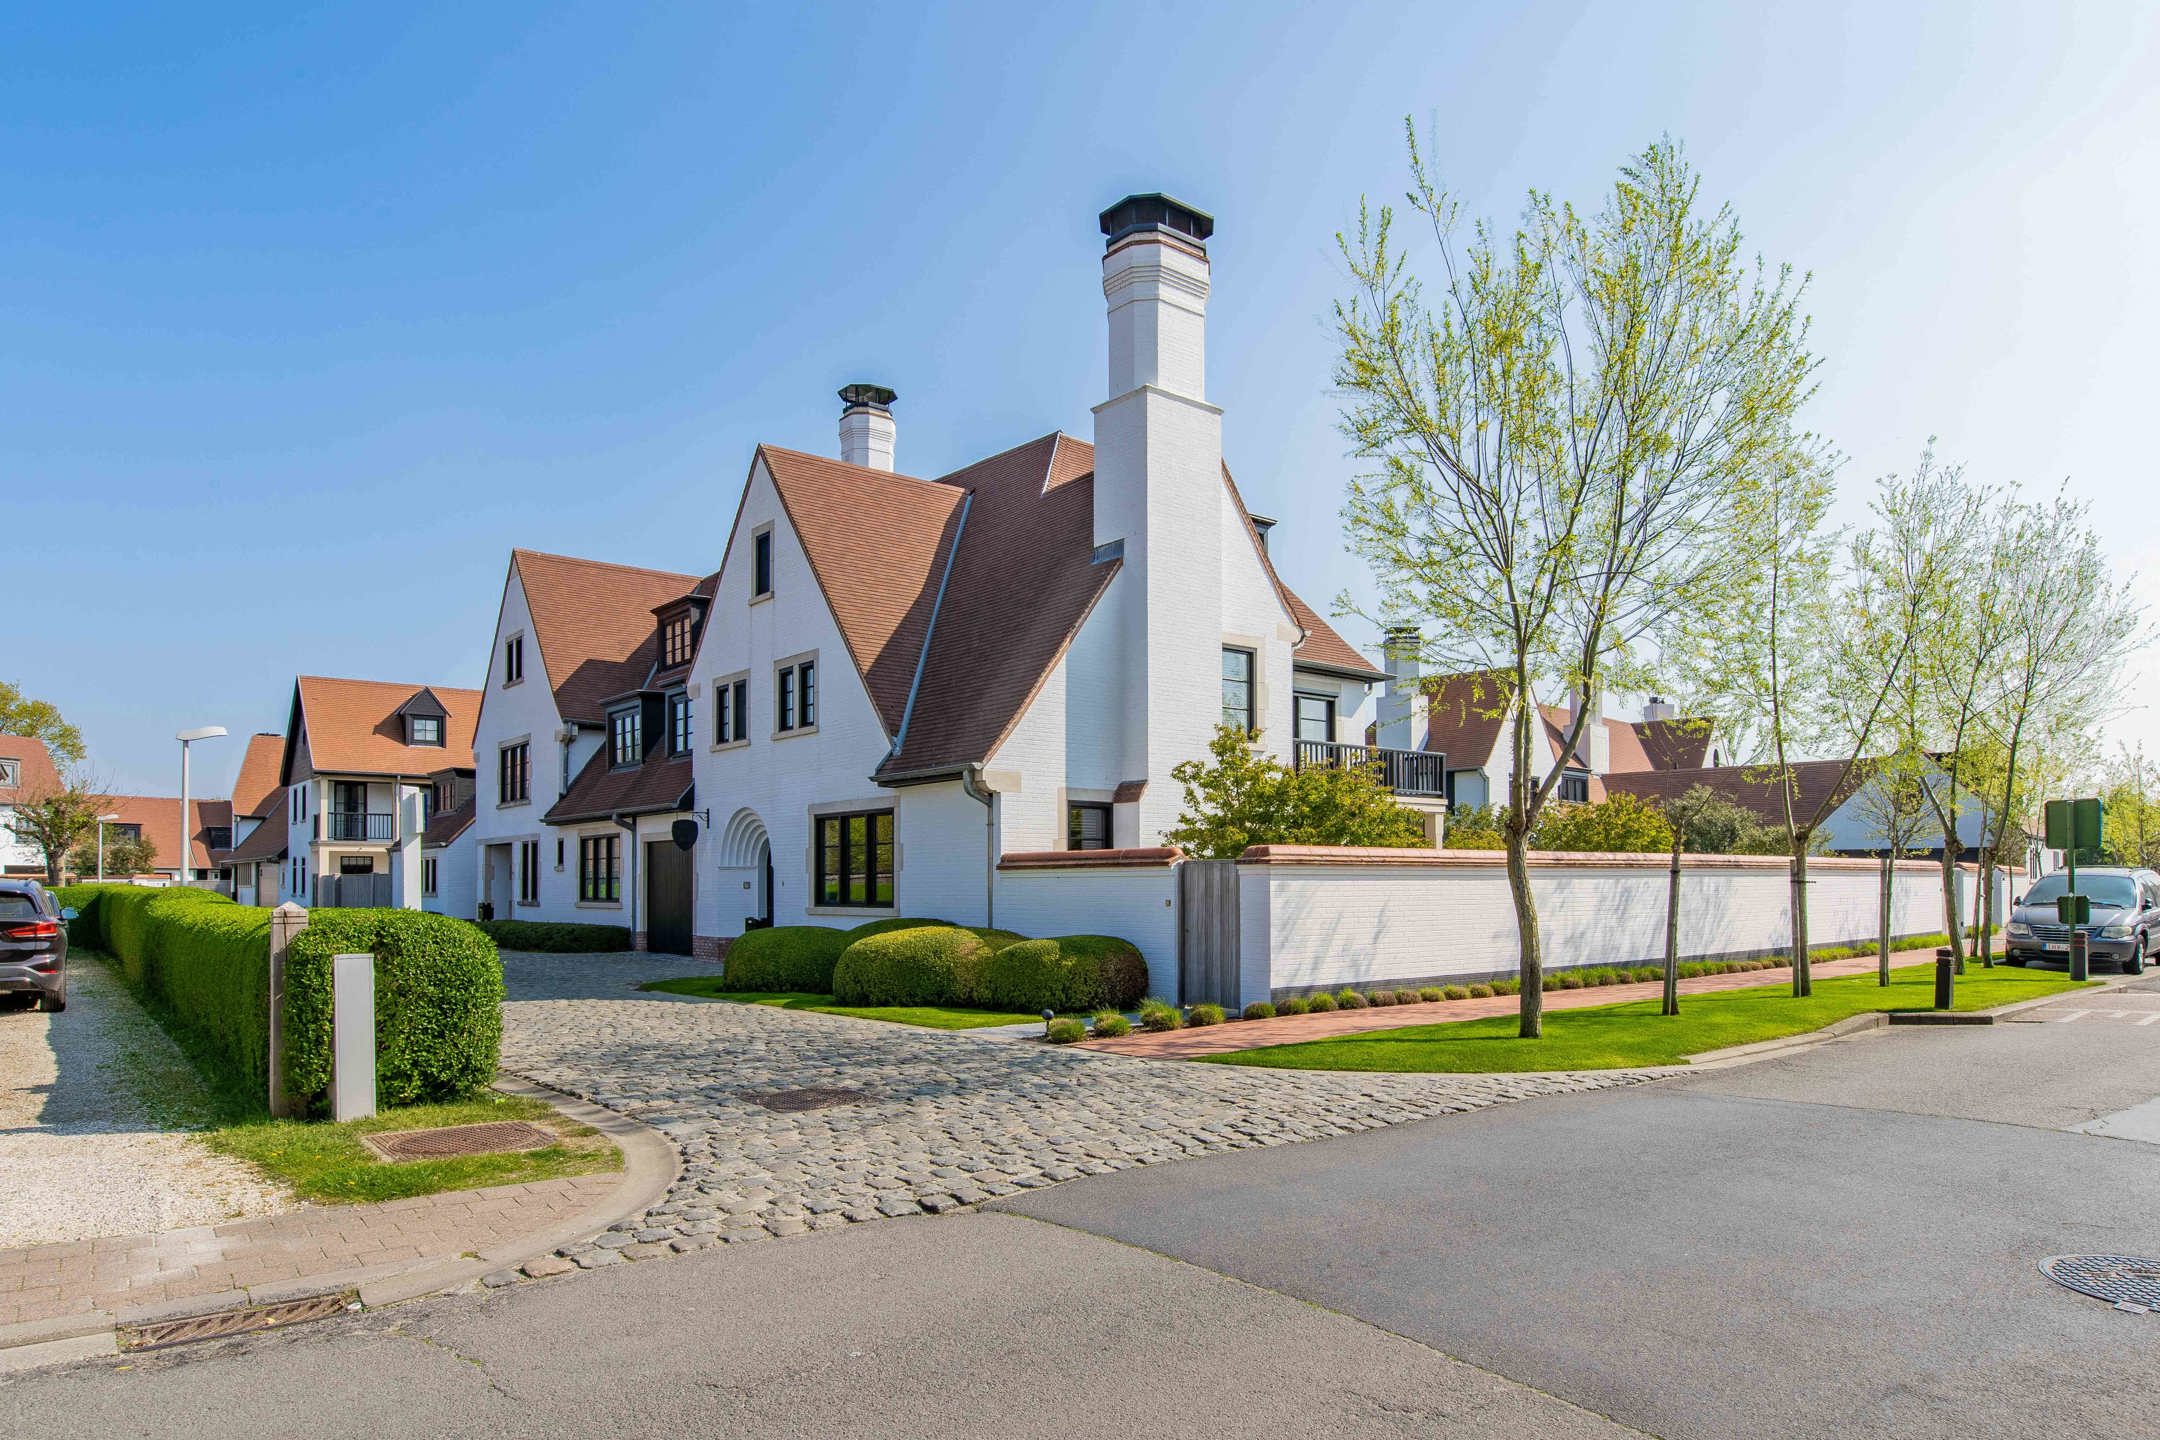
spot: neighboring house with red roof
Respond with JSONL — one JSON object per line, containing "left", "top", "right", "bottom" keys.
{"left": 224, "top": 731, "right": 286, "bottom": 905}
{"left": 84, "top": 795, "right": 233, "bottom": 883}
{"left": 0, "top": 734, "right": 66, "bottom": 876}
{"left": 260, "top": 676, "right": 482, "bottom": 915}
{"left": 468, "top": 194, "right": 1415, "bottom": 961}
{"left": 1375, "top": 658, "right": 1724, "bottom": 814}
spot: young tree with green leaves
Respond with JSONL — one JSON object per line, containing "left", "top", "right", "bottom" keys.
{"left": 1163, "top": 726, "right": 1428, "bottom": 859}
{"left": 0, "top": 680, "right": 85, "bottom": 768}
{"left": 66, "top": 824, "right": 155, "bottom": 879}
{"left": 1335, "top": 128, "right": 1816, "bottom": 1036}
{"left": 10, "top": 771, "right": 108, "bottom": 884}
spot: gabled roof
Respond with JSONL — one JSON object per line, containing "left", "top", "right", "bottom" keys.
{"left": 511, "top": 550, "right": 702, "bottom": 726}
{"left": 1220, "top": 463, "right": 1385, "bottom": 682}
{"left": 287, "top": 676, "right": 482, "bottom": 780}
{"left": 545, "top": 747, "right": 693, "bottom": 824}
{"left": 1632, "top": 717, "right": 1715, "bottom": 771}
{"left": 422, "top": 794, "right": 476, "bottom": 849}
{"left": 1602, "top": 758, "right": 1876, "bottom": 829}
{"left": 99, "top": 796, "right": 233, "bottom": 872}
{"left": 227, "top": 733, "right": 285, "bottom": 820}
{"left": 0, "top": 734, "right": 62, "bottom": 803}
{"left": 758, "top": 444, "right": 970, "bottom": 737}
{"left": 1419, "top": 670, "right": 1514, "bottom": 769}
{"left": 226, "top": 814, "right": 288, "bottom": 864}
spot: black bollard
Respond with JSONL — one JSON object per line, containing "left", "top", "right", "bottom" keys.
{"left": 1934, "top": 947, "right": 1954, "bottom": 1010}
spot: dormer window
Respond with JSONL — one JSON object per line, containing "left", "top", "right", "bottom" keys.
{"left": 408, "top": 714, "right": 443, "bottom": 746}
{"left": 662, "top": 614, "right": 694, "bottom": 669}
{"left": 0, "top": 759, "right": 17, "bottom": 787}
{"left": 609, "top": 706, "right": 642, "bottom": 768}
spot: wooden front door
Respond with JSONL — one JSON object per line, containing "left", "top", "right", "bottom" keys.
{"left": 644, "top": 840, "right": 694, "bottom": 956}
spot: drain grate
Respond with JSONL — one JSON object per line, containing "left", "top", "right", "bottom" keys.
{"left": 121, "top": 1292, "right": 354, "bottom": 1351}
{"left": 2039, "top": 1254, "right": 2160, "bottom": 1312}
{"left": 748, "top": 1086, "right": 870, "bottom": 1113}
{"left": 361, "top": 1119, "right": 557, "bottom": 1162}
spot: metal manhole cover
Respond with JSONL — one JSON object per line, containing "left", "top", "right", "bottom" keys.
{"left": 361, "top": 1119, "right": 557, "bottom": 1162}
{"left": 2039, "top": 1254, "right": 2160, "bottom": 1312}
{"left": 748, "top": 1086, "right": 870, "bottom": 1113}
{"left": 121, "top": 1292, "right": 355, "bottom": 1351}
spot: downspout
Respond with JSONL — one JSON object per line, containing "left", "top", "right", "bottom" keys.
{"left": 615, "top": 814, "right": 639, "bottom": 943}
{"left": 960, "top": 765, "right": 996, "bottom": 930}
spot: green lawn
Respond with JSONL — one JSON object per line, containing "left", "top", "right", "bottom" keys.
{"left": 201, "top": 1092, "right": 621, "bottom": 1204}
{"left": 637, "top": 978, "right": 1047, "bottom": 1030}
{"left": 1204, "top": 962, "right": 2091, "bottom": 1073}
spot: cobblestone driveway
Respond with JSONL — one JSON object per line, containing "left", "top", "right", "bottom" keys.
{"left": 499, "top": 952, "right": 1670, "bottom": 1270}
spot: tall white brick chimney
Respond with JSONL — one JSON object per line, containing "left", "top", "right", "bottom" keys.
{"left": 1090, "top": 194, "right": 1224, "bottom": 841}
{"left": 1375, "top": 628, "right": 1425, "bottom": 751}
{"left": 838, "top": 383, "right": 897, "bottom": 471}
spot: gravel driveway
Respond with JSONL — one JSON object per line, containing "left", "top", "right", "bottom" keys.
{"left": 499, "top": 950, "right": 1669, "bottom": 1267}
{"left": 0, "top": 960, "right": 290, "bottom": 1250}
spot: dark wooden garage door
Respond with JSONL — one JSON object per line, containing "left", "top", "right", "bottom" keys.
{"left": 644, "top": 840, "right": 694, "bottom": 956}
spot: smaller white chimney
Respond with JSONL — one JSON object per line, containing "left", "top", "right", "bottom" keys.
{"left": 1643, "top": 695, "right": 1676, "bottom": 723}
{"left": 1375, "top": 628, "right": 1424, "bottom": 751}
{"left": 838, "top": 383, "right": 897, "bottom": 471}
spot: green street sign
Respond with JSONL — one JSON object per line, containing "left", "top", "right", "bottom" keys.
{"left": 2057, "top": 894, "right": 2092, "bottom": 925}
{"left": 2044, "top": 797, "right": 2104, "bottom": 851}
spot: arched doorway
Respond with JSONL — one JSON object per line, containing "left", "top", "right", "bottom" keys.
{"left": 718, "top": 808, "right": 774, "bottom": 931}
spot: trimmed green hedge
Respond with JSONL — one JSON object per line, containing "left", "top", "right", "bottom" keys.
{"left": 74, "top": 887, "right": 502, "bottom": 1113}
{"left": 722, "top": 925, "right": 850, "bottom": 991}
{"left": 476, "top": 919, "right": 632, "bottom": 953}
{"left": 285, "top": 910, "right": 504, "bottom": 1107}
{"left": 52, "top": 882, "right": 138, "bottom": 952}
{"left": 842, "top": 916, "right": 952, "bottom": 942}
{"left": 831, "top": 925, "right": 999, "bottom": 1006}
{"left": 978, "top": 935, "right": 1149, "bottom": 1012}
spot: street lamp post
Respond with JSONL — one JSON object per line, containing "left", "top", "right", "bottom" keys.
{"left": 176, "top": 726, "right": 228, "bottom": 887}
{"left": 95, "top": 811, "right": 121, "bottom": 882}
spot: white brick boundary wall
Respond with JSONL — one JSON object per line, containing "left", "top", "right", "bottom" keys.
{"left": 995, "top": 849, "right": 1182, "bottom": 999}
{"left": 1234, "top": 846, "right": 2005, "bottom": 1010}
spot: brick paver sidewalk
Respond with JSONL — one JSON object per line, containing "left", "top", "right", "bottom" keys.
{"left": 1082, "top": 949, "right": 1945, "bottom": 1059}
{"left": 0, "top": 1173, "right": 619, "bottom": 1332}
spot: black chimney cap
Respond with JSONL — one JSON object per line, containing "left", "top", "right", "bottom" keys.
{"left": 838, "top": 383, "right": 897, "bottom": 412}
{"left": 1098, "top": 193, "right": 1213, "bottom": 248}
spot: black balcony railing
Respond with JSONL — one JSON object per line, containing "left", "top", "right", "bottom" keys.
{"left": 1293, "top": 740, "right": 1446, "bottom": 798}
{"left": 328, "top": 811, "right": 396, "bottom": 842}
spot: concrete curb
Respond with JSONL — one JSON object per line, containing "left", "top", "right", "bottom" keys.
{"left": 1885, "top": 971, "right": 2142, "bottom": 1026}
{"left": 1687, "top": 972, "right": 2140, "bottom": 1065}
{"left": 0, "top": 1077, "right": 679, "bottom": 1372}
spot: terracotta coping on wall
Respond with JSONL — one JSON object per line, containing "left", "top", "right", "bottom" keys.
{"left": 997, "top": 846, "right": 1185, "bottom": 871}
{"left": 1235, "top": 845, "right": 1944, "bottom": 874}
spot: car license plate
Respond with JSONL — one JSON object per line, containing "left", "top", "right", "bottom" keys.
{"left": 2045, "top": 941, "right": 2069, "bottom": 953}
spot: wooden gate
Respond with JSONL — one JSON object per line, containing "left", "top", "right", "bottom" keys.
{"left": 1178, "top": 860, "right": 1240, "bottom": 1008}
{"left": 644, "top": 841, "right": 694, "bottom": 956}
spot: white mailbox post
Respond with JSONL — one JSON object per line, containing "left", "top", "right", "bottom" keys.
{"left": 331, "top": 952, "right": 377, "bottom": 1122}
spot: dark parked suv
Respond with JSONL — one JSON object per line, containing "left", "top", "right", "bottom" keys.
{"left": 2004, "top": 867, "right": 2160, "bottom": 974}
{"left": 0, "top": 879, "right": 71, "bottom": 1013}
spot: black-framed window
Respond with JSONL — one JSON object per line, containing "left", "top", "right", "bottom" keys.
{"left": 609, "top": 707, "right": 641, "bottom": 768}
{"left": 517, "top": 839, "right": 540, "bottom": 904}
{"left": 661, "top": 615, "right": 694, "bottom": 668}
{"left": 715, "top": 676, "right": 748, "bottom": 744}
{"left": 753, "top": 529, "right": 773, "bottom": 597}
{"left": 579, "top": 833, "right": 621, "bottom": 903}
{"left": 339, "top": 855, "right": 375, "bottom": 876}
{"left": 499, "top": 742, "right": 530, "bottom": 804}
{"left": 204, "top": 826, "right": 232, "bottom": 852}
{"left": 667, "top": 690, "right": 692, "bottom": 755}
{"left": 408, "top": 714, "right": 443, "bottom": 746}
{"left": 423, "top": 856, "right": 439, "bottom": 896}
{"left": 504, "top": 634, "right": 524, "bottom": 685}
{"left": 1221, "top": 647, "right": 1255, "bottom": 733}
{"left": 800, "top": 659, "right": 816, "bottom": 727}
{"left": 1068, "top": 802, "right": 1112, "bottom": 851}
{"left": 1293, "top": 692, "right": 1336, "bottom": 745}
{"left": 1559, "top": 771, "right": 1590, "bottom": 803}
{"left": 815, "top": 809, "right": 893, "bottom": 908}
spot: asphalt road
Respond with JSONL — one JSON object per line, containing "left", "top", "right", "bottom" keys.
{"left": 5, "top": 979, "right": 2154, "bottom": 1439}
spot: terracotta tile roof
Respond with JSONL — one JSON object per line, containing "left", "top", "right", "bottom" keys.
{"left": 225, "top": 816, "right": 288, "bottom": 864}
{"left": 875, "top": 435, "right": 1115, "bottom": 779}
{"left": 1220, "top": 463, "right": 1384, "bottom": 681}
{"left": 227, "top": 733, "right": 285, "bottom": 819}
{"left": 1602, "top": 758, "right": 1876, "bottom": 829}
{"left": 0, "top": 734, "right": 62, "bottom": 802}
{"left": 545, "top": 747, "right": 693, "bottom": 824}
{"left": 1632, "top": 717, "right": 1715, "bottom": 771}
{"left": 758, "top": 445, "right": 969, "bottom": 736}
{"left": 1419, "top": 670, "right": 1514, "bottom": 770}
{"left": 291, "top": 676, "right": 482, "bottom": 779}
{"left": 512, "top": 550, "right": 702, "bottom": 726}
{"left": 423, "top": 794, "right": 476, "bottom": 848}
{"left": 99, "top": 795, "right": 234, "bottom": 872}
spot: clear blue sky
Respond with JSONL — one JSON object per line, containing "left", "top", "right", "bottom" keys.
{"left": 6, "top": 1, "right": 2155, "bottom": 796}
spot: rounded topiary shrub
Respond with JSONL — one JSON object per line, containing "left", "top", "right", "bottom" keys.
{"left": 1242, "top": 1001, "right": 1276, "bottom": 1021}
{"left": 1187, "top": 1003, "right": 1225, "bottom": 1027}
{"left": 722, "top": 925, "right": 849, "bottom": 992}
{"left": 1276, "top": 995, "right": 1309, "bottom": 1015}
{"left": 1305, "top": 991, "right": 1336, "bottom": 1013}
{"left": 1467, "top": 983, "right": 1494, "bottom": 999}
{"left": 831, "top": 925, "right": 996, "bottom": 1006}
{"left": 979, "top": 934, "right": 1147, "bottom": 1013}
{"left": 1091, "top": 1009, "right": 1132, "bottom": 1038}
{"left": 1491, "top": 977, "right": 1521, "bottom": 996}
{"left": 1393, "top": 989, "right": 1419, "bottom": 1006}
{"left": 1367, "top": 990, "right": 1395, "bottom": 1007}
{"left": 1417, "top": 987, "right": 1444, "bottom": 1003}
{"left": 1336, "top": 989, "right": 1368, "bottom": 1010}
{"left": 1137, "top": 998, "right": 1182, "bottom": 1032}
{"left": 1045, "top": 1017, "right": 1086, "bottom": 1044}
{"left": 1442, "top": 985, "right": 1469, "bottom": 1001}
{"left": 842, "top": 916, "right": 952, "bottom": 943}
